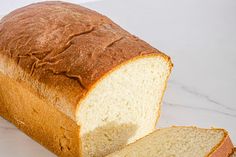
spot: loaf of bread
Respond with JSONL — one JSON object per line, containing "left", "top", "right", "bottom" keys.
{"left": 106, "top": 126, "right": 234, "bottom": 157}
{"left": 0, "top": 1, "right": 172, "bottom": 157}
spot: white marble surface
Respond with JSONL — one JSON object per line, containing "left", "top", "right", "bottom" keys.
{"left": 0, "top": 0, "right": 236, "bottom": 156}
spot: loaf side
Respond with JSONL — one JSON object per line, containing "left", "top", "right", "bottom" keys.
{"left": 0, "top": 72, "right": 81, "bottom": 157}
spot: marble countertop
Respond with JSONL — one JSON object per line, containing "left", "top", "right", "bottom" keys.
{"left": 0, "top": 0, "right": 235, "bottom": 156}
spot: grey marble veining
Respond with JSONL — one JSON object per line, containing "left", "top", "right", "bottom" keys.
{"left": 164, "top": 101, "right": 236, "bottom": 117}
{"left": 167, "top": 80, "right": 236, "bottom": 116}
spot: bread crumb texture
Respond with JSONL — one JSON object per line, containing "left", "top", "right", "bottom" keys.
{"left": 107, "top": 127, "right": 233, "bottom": 157}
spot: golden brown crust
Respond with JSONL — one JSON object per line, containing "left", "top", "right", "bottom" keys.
{"left": 208, "top": 134, "right": 234, "bottom": 157}
{"left": 0, "top": 1, "right": 171, "bottom": 120}
{"left": 0, "top": 72, "right": 80, "bottom": 157}
{"left": 229, "top": 148, "right": 236, "bottom": 157}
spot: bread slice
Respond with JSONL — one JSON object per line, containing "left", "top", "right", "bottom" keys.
{"left": 106, "top": 126, "right": 234, "bottom": 157}
{"left": 0, "top": 1, "right": 172, "bottom": 157}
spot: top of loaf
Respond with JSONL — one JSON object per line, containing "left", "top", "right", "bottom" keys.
{"left": 0, "top": 1, "right": 168, "bottom": 120}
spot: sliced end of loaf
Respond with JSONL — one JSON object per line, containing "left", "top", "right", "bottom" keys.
{"left": 106, "top": 126, "right": 234, "bottom": 157}
{"left": 76, "top": 54, "right": 172, "bottom": 157}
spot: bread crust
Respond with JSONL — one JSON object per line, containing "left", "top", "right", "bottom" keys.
{"left": 208, "top": 134, "right": 234, "bottom": 157}
{"left": 229, "top": 148, "right": 236, "bottom": 157}
{"left": 0, "top": 1, "right": 172, "bottom": 121}
{"left": 0, "top": 72, "right": 81, "bottom": 157}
